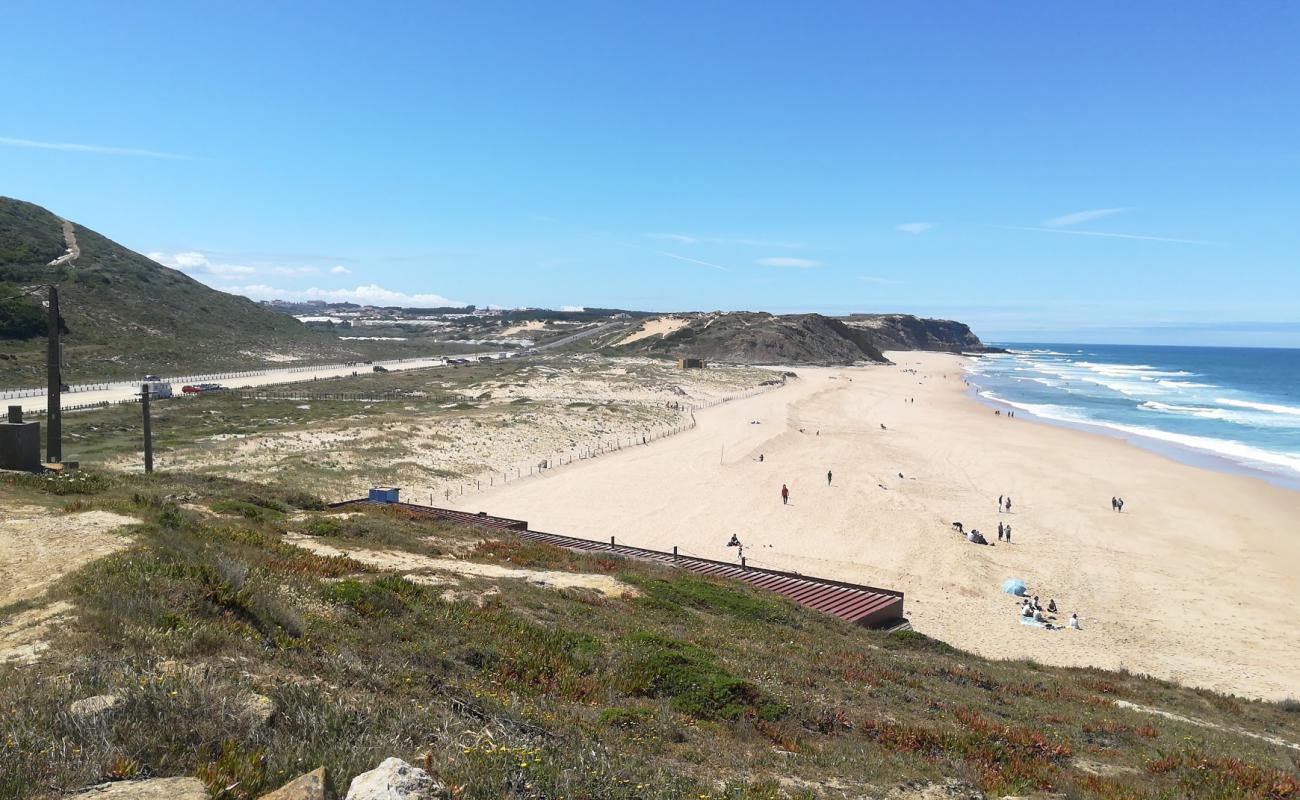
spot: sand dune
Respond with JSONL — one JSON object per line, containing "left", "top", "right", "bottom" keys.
{"left": 615, "top": 316, "right": 689, "bottom": 346}
{"left": 452, "top": 352, "right": 1300, "bottom": 700}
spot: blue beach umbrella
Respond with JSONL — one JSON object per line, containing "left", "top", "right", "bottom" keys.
{"left": 1001, "top": 579, "right": 1027, "bottom": 596}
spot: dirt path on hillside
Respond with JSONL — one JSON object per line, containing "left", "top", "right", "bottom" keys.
{"left": 47, "top": 219, "right": 80, "bottom": 267}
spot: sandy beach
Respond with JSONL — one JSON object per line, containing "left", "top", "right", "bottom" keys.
{"left": 451, "top": 351, "right": 1300, "bottom": 701}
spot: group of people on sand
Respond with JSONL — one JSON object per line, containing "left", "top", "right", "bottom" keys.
{"left": 994, "top": 409, "right": 1016, "bottom": 418}
{"left": 950, "top": 496, "right": 1017, "bottom": 546}
{"left": 1019, "top": 593, "right": 1081, "bottom": 631}
{"left": 1110, "top": 496, "right": 1126, "bottom": 512}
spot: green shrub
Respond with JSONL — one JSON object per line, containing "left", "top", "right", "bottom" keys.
{"left": 621, "top": 632, "right": 784, "bottom": 721}
{"left": 323, "top": 576, "right": 421, "bottom": 618}
{"left": 211, "top": 499, "right": 285, "bottom": 521}
{"left": 626, "top": 575, "right": 794, "bottom": 623}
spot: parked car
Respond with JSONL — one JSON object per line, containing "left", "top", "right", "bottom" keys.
{"left": 198, "top": 383, "right": 225, "bottom": 392}
{"left": 141, "top": 381, "right": 173, "bottom": 399}
{"left": 143, "top": 375, "right": 162, "bottom": 382}
{"left": 372, "top": 365, "right": 389, "bottom": 373}
{"left": 181, "top": 385, "right": 202, "bottom": 394}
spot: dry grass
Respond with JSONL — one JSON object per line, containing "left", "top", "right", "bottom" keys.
{"left": 0, "top": 470, "right": 1297, "bottom": 799}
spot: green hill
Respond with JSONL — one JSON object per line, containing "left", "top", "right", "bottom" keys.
{"left": 610, "top": 312, "right": 889, "bottom": 365}
{"left": 610, "top": 312, "right": 1000, "bottom": 366}
{"left": 0, "top": 197, "right": 351, "bottom": 383}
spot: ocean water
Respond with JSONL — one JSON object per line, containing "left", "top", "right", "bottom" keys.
{"left": 964, "top": 344, "right": 1300, "bottom": 489}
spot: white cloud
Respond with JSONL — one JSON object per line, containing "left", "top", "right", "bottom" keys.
{"left": 330, "top": 265, "right": 351, "bottom": 274}
{"left": 998, "top": 225, "right": 1215, "bottom": 245}
{"left": 560, "top": 305, "right": 585, "bottom": 312}
{"left": 147, "top": 251, "right": 256, "bottom": 276}
{"left": 858, "top": 275, "right": 902, "bottom": 285}
{"left": 220, "top": 283, "right": 466, "bottom": 307}
{"left": 0, "top": 136, "right": 193, "bottom": 160}
{"left": 756, "top": 257, "right": 818, "bottom": 268}
{"left": 1043, "top": 208, "right": 1128, "bottom": 227}
{"left": 659, "top": 252, "right": 728, "bottom": 271}
{"left": 270, "top": 266, "right": 319, "bottom": 276}
{"left": 896, "top": 223, "right": 934, "bottom": 234}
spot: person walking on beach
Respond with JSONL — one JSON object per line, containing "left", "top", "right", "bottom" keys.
{"left": 1005, "top": 496, "right": 1013, "bottom": 513}
{"left": 781, "top": 484, "right": 789, "bottom": 505}
{"left": 997, "top": 521, "right": 1005, "bottom": 541}
{"left": 1005, "top": 524, "right": 1011, "bottom": 542}
{"left": 1111, "top": 496, "right": 1118, "bottom": 512}
{"left": 1117, "top": 497, "right": 1124, "bottom": 512}
{"left": 998, "top": 494, "right": 1004, "bottom": 512}
{"left": 826, "top": 470, "right": 832, "bottom": 486}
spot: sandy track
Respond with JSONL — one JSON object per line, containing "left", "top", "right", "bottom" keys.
{"left": 451, "top": 353, "right": 1300, "bottom": 700}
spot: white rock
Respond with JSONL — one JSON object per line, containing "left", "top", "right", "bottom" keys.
{"left": 345, "top": 758, "right": 445, "bottom": 799}
{"left": 68, "top": 777, "right": 208, "bottom": 798}
{"left": 69, "top": 693, "right": 122, "bottom": 719}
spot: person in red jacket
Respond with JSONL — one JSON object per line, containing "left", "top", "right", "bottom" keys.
{"left": 781, "top": 484, "right": 790, "bottom": 505}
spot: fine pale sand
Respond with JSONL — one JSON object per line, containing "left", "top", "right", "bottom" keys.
{"left": 615, "top": 316, "right": 690, "bottom": 346}
{"left": 452, "top": 351, "right": 1300, "bottom": 700}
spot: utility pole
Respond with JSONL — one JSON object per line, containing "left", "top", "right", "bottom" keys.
{"left": 141, "top": 383, "right": 153, "bottom": 474}
{"left": 46, "top": 286, "right": 61, "bottom": 463}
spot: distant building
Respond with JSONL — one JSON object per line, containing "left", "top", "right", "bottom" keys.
{"left": 679, "top": 358, "right": 706, "bottom": 369}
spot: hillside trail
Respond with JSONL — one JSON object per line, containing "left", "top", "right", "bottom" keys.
{"left": 47, "top": 219, "right": 80, "bottom": 267}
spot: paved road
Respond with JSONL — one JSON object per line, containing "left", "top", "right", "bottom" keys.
{"left": 3, "top": 320, "right": 627, "bottom": 414}
{"left": 3, "top": 353, "right": 493, "bottom": 414}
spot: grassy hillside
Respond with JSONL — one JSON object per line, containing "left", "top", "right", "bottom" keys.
{"left": 614, "top": 313, "right": 890, "bottom": 365}
{"left": 0, "top": 198, "right": 434, "bottom": 384}
{"left": 2, "top": 470, "right": 1296, "bottom": 799}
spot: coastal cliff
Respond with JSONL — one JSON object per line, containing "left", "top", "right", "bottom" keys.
{"left": 611, "top": 311, "right": 998, "bottom": 365}
{"left": 840, "top": 313, "right": 1004, "bottom": 353}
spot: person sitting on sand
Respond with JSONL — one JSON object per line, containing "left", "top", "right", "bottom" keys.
{"left": 1032, "top": 595, "right": 1042, "bottom": 610}
{"left": 1022, "top": 602, "right": 1035, "bottom": 618}
{"left": 1069, "top": 613, "right": 1081, "bottom": 630}
{"left": 1033, "top": 608, "right": 1046, "bottom": 622}
{"left": 1048, "top": 598, "right": 1058, "bottom": 614}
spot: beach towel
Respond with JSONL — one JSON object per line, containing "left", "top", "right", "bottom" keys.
{"left": 1019, "top": 616, "right": 1057, "bottom": 630}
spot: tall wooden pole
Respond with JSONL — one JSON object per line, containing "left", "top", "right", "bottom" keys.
{"left": 46, "top": 286, "right": 61, "bottom": 463}
{"left": 141, "top": 383, "right": 153, "bottom": 474}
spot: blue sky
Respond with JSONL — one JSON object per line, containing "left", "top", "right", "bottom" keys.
{"left": 3, "top": 1, "right": 1299, "bottom": 345}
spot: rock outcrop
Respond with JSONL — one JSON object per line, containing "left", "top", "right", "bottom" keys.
{"left": 345, "top": 758, "right": 445, "bottom": 799}
{"left": 841, "top": 314, "right": 1002, "bottom": 353}
{"left": 67, "top": 777, "right": 208, "bottom": 799}
{"left": 257, "top": 766, "right": 333, "bottom": 800}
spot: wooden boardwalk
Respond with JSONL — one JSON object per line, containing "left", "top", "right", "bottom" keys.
{"left": 331, "top": 498, "right": 905, "bottom": 628}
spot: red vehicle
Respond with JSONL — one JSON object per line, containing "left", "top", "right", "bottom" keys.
{"left": 181, "top": 385, "right": 202, "bottom": 394}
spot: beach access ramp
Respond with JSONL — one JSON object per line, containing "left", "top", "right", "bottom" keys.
{"left": 330, "top": 497, "right": 905, "bottom": 629}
